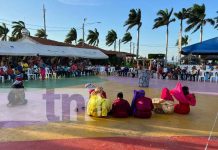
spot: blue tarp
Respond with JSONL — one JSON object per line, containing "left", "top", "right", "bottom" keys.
{"left": 182, "top": 37, "right": 218, "bottom": 55}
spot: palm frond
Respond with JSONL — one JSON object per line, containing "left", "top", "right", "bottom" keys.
{"left": 35, "top": 28, "right": 47, "bottom": 38}
{"left": 192, "top": 24, "right": 201, "bottom": 33}
{"left": 121, "top": 32, "right": 132, "bottom": 44}
{"left": 87, "top": 28, "right": 99, "bottom": 46}
{"left": 205, "top": 18, "right": 215, "bottom": 25}
{"left": 153, "top": 8, "right": 175, "bottom": 29}
{"left": 106, "top": 29, "right": 117, "bottom": 46}
{"left": 124, "top": 8, "right": 142, "bottom": 31}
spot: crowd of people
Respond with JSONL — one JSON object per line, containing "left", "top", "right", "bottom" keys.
{"left": 150, "top": 62, "right": 218, "bottom": 81}
{"left": 0, "top": 57, "right": 101, "bottom": 82}
{"left": 86, "top": 82, "right": 197, "bottom": 118}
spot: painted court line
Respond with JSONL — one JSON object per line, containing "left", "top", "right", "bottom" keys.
{"left": 205, "top": 112, "right": 218, "bottom": 150}
{"left": 193, "top": 91, "right": 218, "bottom": 96}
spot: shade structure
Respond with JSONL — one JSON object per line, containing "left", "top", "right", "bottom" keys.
{"left": 0, "top": 41, "right": 38, "bottom": 56}
{"left": 182, "top": 37, "right": 218, "bottom": 55}
{"left": 0, "top": 41, "right": 108, "bottom": 59}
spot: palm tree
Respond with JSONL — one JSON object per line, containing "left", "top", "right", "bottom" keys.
{"left": 185, "top": 4, "right": 215, "bottom": 42}
{"left": 8, "top": 36, "right": 17, "bottom": 41}
{"left": 106, "top": 29, "right": 117, "bottom": 51}
{"left": 174, "top": 8, "right": 190, "bottom": 62}
{"left": 176, "top": 35, "right": 189, "bottom": 46}
{"left": 122, "top": 32, "right": 132, "bottom": 53}
{"left": 12, "top": 21, "right": 26, "bottom": 40}
{"left": 124, "top": 9, "right": 142, "bottom": 58}
{"left": 0, "top": 23, "right": 9, "bottom": 41}
{"left": 86, "top": 28, "right": 99, "bottom": 46}
{"left": 64, "top": 28, "right": 77, "bottom": 44}
{"left": 77, "top": 38, "right": 84, "bottom": 45}
{"left": 35, "top": 28, "right": 47, "bottom": 38}
{"left": 153, "top": 8, "right": 176, "bottom": 64}
{"left": 214, "top": 11, "right": 218, "bottom": 29}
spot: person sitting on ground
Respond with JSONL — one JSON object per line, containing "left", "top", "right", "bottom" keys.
{"left": 170, "top": 82, "right": 196, "bottom": 114}
{"left": 111, "top": 92, "right": 131, "bottom": 118}
{"left": 87, "top": 87, "right": 111, "bottom": 117}
{"left": 152, "top": 88, "right": 174, "bottom": 114}
{"left": 131, "top": 90, "right": 154, "bottom": 118}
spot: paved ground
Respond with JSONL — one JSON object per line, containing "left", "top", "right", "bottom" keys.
{"left": 0, "top": 76, "right": 217, "bottom": 150}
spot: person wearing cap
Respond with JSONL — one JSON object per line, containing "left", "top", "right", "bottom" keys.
{"left": 152, "top": 88, "right": 174, "bottom": 114}
{"left": 111, "top": 92, "right": 131, "bottom": 118}
{"left": 87, "top": 87, "right": 111, "bottom": 117}
{"left": 131, "top": 90, "right": 154, "bottom": 118}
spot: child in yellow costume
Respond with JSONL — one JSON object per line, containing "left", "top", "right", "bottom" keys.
{"left": 87, "top": 87, "right": 112, "bottom": 117}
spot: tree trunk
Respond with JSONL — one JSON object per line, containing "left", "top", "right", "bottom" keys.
{"left": 200, "top": 25, "right": 203, "bottom": 42}
{"left": 119, "top": 39, "right": 121, "bottom": 52}
{"left": 165, "top": 25, "right": 169, "bottom": 65}
{"left": 179, "top": 20, "right": 183, "bottom": 64}
{"left": 133, "top": 43, "right": 135, "bottom": 55}
{"left": 114, "top": 40, "right": 116, "bottom": 51}
{"left": 136, "top": 27, "right": 140, "bottom": 59}
{"left": 130, "top": 42, "right": 132, "bottom": 54}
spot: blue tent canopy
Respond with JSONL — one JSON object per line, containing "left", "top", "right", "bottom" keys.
{"left": 182, "top": 37, "right": 218, "bottom": 55}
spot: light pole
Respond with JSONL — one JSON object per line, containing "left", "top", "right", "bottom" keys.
{"left": 82, "top": 18, "right": 87, "bottom": 47}
{"left": 82, "top": 18, "right": 101, "bottom": 47}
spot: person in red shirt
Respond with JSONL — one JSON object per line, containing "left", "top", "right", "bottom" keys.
{"left": 111, "top": 92, "right": 131, "bottom": 118}
{"left": 0, "top": 68, "right": 5, "bottom": 76}
{"left": 7, "top": 66, "right": 15, "bottom": 81}
{"left": 0, "top": 68, "right": 7, "bottom": 79}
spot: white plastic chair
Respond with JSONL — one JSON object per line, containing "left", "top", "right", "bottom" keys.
{"left": 27, "top": 68, "right": 36, "bottom": 80}
{"left": 163, "top": 68, "right": 168, "bottom": 73}
{"left": 210, "top": 71, "right": 218, "bottom": 83}
{"left": 127, "top": 68, "right": 133, "bottom": 77}
{"left": 0, "top": 76, "right": 5, "bottom": 83}
{"left": 99, "top": 66, "right": 106, "bottom": 75}
{"left": 45, "top": 67, "right": 52, "bottom": 79}
{"left": 109, "top": 67, "right": 115, "bottom": 75}
{"left": 198, "top": 70, "right": 206, "bottom": 82}
{"left": 52, "top": 70, "right": 57, "bottom": 79}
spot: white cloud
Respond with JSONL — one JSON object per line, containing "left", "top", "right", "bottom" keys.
{"left": 57, "top": 0, "right": 102, "bottom": 6}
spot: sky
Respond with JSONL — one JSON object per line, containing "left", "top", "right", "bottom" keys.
{"left": 0, "top": 0, "right": 217, "bottom": 60}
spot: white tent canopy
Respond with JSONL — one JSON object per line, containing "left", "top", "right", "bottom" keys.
{"left": 0, "top": 41, "right": 108, "bottom": 59}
